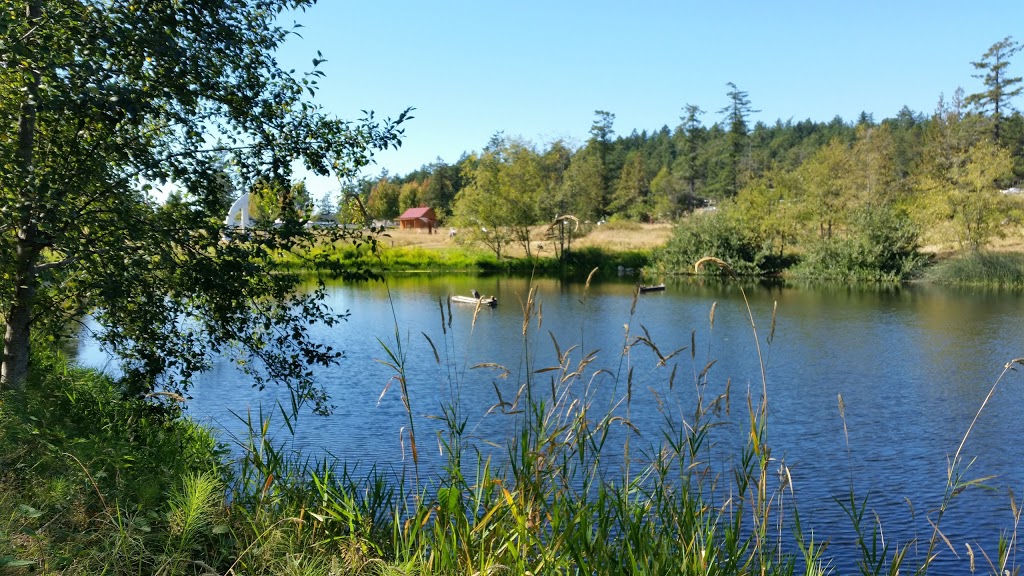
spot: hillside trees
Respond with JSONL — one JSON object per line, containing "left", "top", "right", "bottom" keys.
{"left": 0, "top": 0, "right": 408, "bottom": 397}
{"left": 394, "top": 34, "right": 1022, "bottom": 274}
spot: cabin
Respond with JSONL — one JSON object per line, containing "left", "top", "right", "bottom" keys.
{"left": 397, "top": 207, "right": 437, "bottom": 233}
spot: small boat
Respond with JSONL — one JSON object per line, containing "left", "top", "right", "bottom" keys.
{"left": 451, "top": 295, "right": 498, "bottom": 307}
{"left": 638, "top": 284, "right": 666, "bottom": 293}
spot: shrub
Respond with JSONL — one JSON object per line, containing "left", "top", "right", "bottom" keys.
{"left": 792, "top": 206, "right": 925, "bottom": 282}
{"left": 652, "top": 212, "right": 770, "bottom": 276}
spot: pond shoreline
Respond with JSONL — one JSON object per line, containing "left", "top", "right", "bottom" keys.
{"left": 285, "top": 223, "right": 1024, "bottom": 286}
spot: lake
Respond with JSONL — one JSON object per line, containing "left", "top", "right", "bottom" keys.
{"left": 76, "top": 274, "right": 1024, "bottom": 572}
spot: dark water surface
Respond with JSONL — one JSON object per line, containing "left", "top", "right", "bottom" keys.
{"left": 77, "top": 275, "right": 1024, "bottom": 573}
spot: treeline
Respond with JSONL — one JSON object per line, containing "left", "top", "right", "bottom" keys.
{"left": 339, "top": 37, "right": 1024, "bottom": 273}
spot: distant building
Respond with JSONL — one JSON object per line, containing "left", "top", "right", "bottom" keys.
{"left": 398, "top": 207, "right": 437, "bottom": 232}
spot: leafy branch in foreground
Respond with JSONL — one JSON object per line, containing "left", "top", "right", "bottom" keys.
{"left": 0, "top": 0, "right": 411, "bottom": 411}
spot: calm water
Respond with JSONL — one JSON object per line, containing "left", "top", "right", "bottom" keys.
{"left": 77, "top": 275, "right": 1024, "bottom": 572}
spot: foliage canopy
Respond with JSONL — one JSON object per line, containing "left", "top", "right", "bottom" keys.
{"left": 0, "top": 0, "right": 410, "bottom": 408}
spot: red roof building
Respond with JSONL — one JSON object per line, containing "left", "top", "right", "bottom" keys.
{"left": 397, "top": 207, "right": 437, "bottom": 232}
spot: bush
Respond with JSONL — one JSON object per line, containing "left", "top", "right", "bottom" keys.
{"left": 652, "top": 212, "right": 771, "bottom": 276}
{"left": 792, "top": 206, "right": 926, "bottom": 282}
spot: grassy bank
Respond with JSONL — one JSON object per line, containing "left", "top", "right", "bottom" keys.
{"left": 268, "top": 220, "right": 1024, "bottom": 286}
{"left": 924, "top": 251, "right": 1024, "bottom": 286}
{"left": 276, "top": 236, "right": 653, "bottom": 277}
{"left": 3, "top": 278, "right": 1020, "bottom": 574}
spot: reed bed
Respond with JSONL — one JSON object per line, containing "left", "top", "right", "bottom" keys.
{"left": 926, "top": 251, "right": 1024, "bottom": 286}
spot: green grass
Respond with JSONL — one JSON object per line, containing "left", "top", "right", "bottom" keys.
{"left": 272, "top": 236, "right": 653, "bottom": 278}
{"left": 0, "top": 352, "right": 225, "bottom": 573}
{"left": 2, "top": 271, "right": 1020, "bottom": 574}
{"left": 925, "top": 251, "right": 1024, "bottom": 286}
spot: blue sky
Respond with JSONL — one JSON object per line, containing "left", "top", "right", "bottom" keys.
{"left": 275, "top": 1, "right": 1024, "bottom": 194}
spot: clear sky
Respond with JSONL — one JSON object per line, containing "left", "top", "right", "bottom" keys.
{"left": 275, "top": 1, "right": 1024, "bottom": 195}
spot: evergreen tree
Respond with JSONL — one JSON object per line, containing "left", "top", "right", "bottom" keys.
{"left": 589, "top": 110, "right": 616, "bottom": 215}
{"left": 966, "top": 36, "right": 1023, "bottom": 143}
{"left": 421, "top": 159, "right": 462, "bottom": 216}
{"left": 673, "top": 104, "right": 707, "bottom": 199}
{"left": 649, "top": 166, "right": 684, "bottom": 220}
{"left": 608, "top": 151, "right": 652, "bottom": 221}
{"left": 718, "top": 82, "right": 760, "bottom": 197}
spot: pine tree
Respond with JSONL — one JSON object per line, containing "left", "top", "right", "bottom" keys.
{"left": 966, "top": 36, "right": 1023, "bottom": 143}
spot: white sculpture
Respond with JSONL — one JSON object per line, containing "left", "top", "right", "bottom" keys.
{"left": 224, "top": 192, "right": 251, "bottom": 229}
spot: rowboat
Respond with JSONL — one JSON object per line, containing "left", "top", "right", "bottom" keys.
{"left": 451, "top": 295, "right": 498, "bottom": 307}
{"left": 638, "top": 284, "right": 666, "bottom": 293}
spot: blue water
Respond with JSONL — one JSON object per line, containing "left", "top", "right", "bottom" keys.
{"left": 76, "top": 275, "right": 1024, "bottom": 573}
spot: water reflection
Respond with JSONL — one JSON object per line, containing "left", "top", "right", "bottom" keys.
{"left": 75, "top": 276, "right": 1024, "bottom": 573}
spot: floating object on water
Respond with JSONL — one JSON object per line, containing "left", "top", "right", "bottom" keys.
{"left": 451, "top": 294, "right": 497, "bottom": 307}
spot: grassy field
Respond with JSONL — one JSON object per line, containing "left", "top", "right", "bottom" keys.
{"left": 385, "top": 219, "right": 1024, "bottom": 262}
{"left": 380, "top": 221, "right": 674, "bottom": 258}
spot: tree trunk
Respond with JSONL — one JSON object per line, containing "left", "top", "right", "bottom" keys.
{"left": 2, "top": 1, "right": 42, "bottom": 391}
{"left": 2, "top": 243, "right": 39, "bottom": 389}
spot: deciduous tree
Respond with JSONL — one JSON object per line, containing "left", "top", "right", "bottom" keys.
{"left": 942, "top": 140, "right": 1013, "bottom": 250}
{"left": 0, "top": 1, "right": 409, "bottom": 405}
{"left": 452, "top": 139, "right": 543, "bottom": 258}
{"left": 795, "top": 138, "right": 854, "bottom": 239}
{"left": 366, "top": 176, "right": 402, "bottom": 221}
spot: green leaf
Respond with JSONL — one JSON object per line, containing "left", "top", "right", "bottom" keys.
{"left": 0, "top": 557, "right": 37, "bottom": 568}
{"left": 16, "top": 504, "right": 42, "bottom": 519}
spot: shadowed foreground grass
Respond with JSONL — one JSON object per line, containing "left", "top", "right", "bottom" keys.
{"left": 2, "top": 275, "right": 1021, "bottom": 575}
